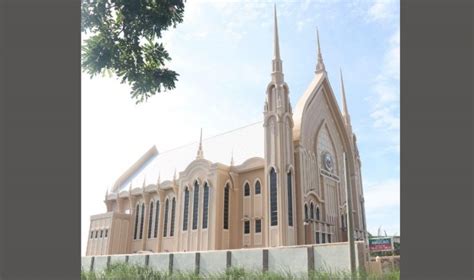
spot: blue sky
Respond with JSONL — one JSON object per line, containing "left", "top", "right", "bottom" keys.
{"left": 81, "top": 0, "right": 399, "bottom": 255}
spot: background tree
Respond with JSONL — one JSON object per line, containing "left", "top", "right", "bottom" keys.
{"left": 81, "top": 0, "right": 186, "bottom": 103}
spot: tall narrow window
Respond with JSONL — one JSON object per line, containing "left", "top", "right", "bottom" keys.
{"left": 183, "top": 188, "right": 190, "bottom": 231}
{"left": 310, "top": 203, "right": 314, "bottom": 219}
{"left": 133, "top": 204, "right": 140, "bottom": 240}
{"left": 163, "top": 199, "right": 169, "bottom": 237}
{"left": 316, "top": 232, "right": 320, "bottom": 244}
{"left": 105, "top": 229, "right": 108, "bottom": 238}
{"left": 287, "top": 172, "right": 293, "bottom": 226}
{"left": 322, "top": 233, "right": 326, "bottom": 243}
{"left": 223, "top": 183, "right": 230, "bottom": 229}
{"left": 255, "top": 180, "right": 261, "bottom": 194}
{"left": 100, "top": 230, "right": 103, "bottom": 238}
{"left": 341, "top": 214, "right": 345, "bottom": 229}
{"left": 153, "top": 201, "right": 160, "bottom": 238}
{"left": 202, "top": 183, "right": 209, "bottom": 229}
{"left": 316, "top": 207, "right": 320, "bottom": 220}
{"left": 255, "top": 219, "right": 262, "bottom": 233}
{"left": 244, "top": 220, "right": 250, "bottom": 234}
{"left": 139, "top": 203, "right": 145, "bottom": 239}
{"left": 304, "top": 204, "right": 309, "bottom": 220}
{"left": 90, "top": 231, "right": 93, "bottom": 239}
{"left": 244, "top": 183, "right": 250, "bottom": 196}
{"left": 95, "top": 231, "right": 98, "bottom": 239}
{"left": 192, "top": 181, "right": 200, "bottom": 230}
{"left": 170, "top": 198, "right": 176, "bottom": 236}
{"left": 148, "top": 201, "right": 154, "bottom": 238}
{"left": 270, "top": 168, "right": 278, "bottom": 226}
{"left": 328, "top": 234, "right": 331, "bottom": 243}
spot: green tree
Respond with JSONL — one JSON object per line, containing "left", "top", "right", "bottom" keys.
{"left": 81, "top": 0, "right": 186, "bottom": 103}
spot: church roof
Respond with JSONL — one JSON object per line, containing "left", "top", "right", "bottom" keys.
{"left": 111, "top": 121, "right": 264, "bottom": 194}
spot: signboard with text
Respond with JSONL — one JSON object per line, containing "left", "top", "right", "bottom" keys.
{"left": 369, "top": 237, "right": 393, "bottom": 252}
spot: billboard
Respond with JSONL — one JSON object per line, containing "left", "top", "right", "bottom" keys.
{"left": 369, "top": 237, "right": 393, "bottom": 252}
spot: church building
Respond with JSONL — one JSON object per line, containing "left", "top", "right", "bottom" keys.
{"left": 86, "top": 7, "right": 368, "bottom": 256}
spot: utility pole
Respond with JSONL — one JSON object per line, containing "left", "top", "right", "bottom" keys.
{"left": 343, "top": 152, "right": 356, "bottom": 275}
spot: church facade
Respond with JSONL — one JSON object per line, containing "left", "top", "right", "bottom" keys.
{"left": 86, "top": 8, "right": 368, "bottom": 256}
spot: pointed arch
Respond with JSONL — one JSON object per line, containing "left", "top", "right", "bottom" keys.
{"left": 192, "top": 180, "right": 200, "bottom": 230}
{"left": 182, "top": 186, "right": 190, "bottom": 231}
{"left": 153, "top": 199, "right": 160, "bottom": 238}
{"left": 147, "top": 200, "right": 154, "bottom": 238}
{"left": 163, "top": 198, "right": 169, "bottom": 237}
{"left": 202, "top": 182, "right": 210, "bottom": 229}
{"left": 170, "top": 197, "right": 176, "bottom": 236}
{"left": 223, "top": 183, "right": 230, "bottom": 230}
{"left": 269, "top": 167, "right": 278, "bottom": 226}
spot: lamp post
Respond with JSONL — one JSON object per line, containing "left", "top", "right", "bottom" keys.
{"left": 343, "top": 152, "right": 356, "bottom": 276}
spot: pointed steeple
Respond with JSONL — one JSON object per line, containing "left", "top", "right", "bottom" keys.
{"left": 196, "top": 128, "right": 204, "bottom": 159}
{"left": 271, "top": 4, "right": 284, "bottom": 83}
{"left": 339, "top": 68, "right": 351, "bottom": 125}
{"left": 315, "top": 28, "right": 326, "bottom": 74}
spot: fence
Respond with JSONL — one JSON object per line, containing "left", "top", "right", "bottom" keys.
{"left": 82, "top": 241, "right": 368, "bottom": 276}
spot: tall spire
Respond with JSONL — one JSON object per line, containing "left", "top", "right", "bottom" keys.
{"left": 196, "top": 128, "right": 204, "bottom": 159}
{"left": 271, "top": 4, "right": 284, "bottom": 82}
{"left": 339, "top": 68, "right": 351, "bottom": 125}
{"left": 273, "top": 3, "right": 280, "bottom": 61}
{"left": 315, "top": 28, "right": 326, "bottom": 74}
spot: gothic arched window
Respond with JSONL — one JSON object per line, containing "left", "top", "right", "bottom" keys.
{"left": 170, "top": 197, "right": 176, "bottom": 236}
{"left": 310, "top": 202, "right": 314, "bottom": 219}
{"left": 223, "top": 183, "right": 230, "bottom": 229}
{"left": 183, "top": 187, "right": 190, "bottom": 231}
{"left": 255, "top": 180, "right": 261, "bottom": 195}
{"left": 287, "top": 171, "right": 293, "bottom": 226}
{"left": 192, "top": 181, "right": 200, "bottom": 230}
{"left": 304, "top": 203, "right": 309, "bottom": 221}
{"left": 153, "top": 200, "right": 160, "bottom": 238}
{"left": 202, "top": 183, "right": 209, "bottom": 229}
{"left": 139, "top": 203, "right": 145, "bottom": 239}
{"left": 244, "top": 183, "right": 250, "bottom": 196}
{"left": 270, "top": 167, "right": 278, "bottom": 226}
{"left": 316, "top": 207, "right": 320, "bottom": 220}
{"left": 163, "top": 199, "right": 169, "bottom": 237}
{"left": 133, "top": 203, "right": 140, "bottom": 240}
{"left": 148, "top": 201, "right": 154, "bottom": 238}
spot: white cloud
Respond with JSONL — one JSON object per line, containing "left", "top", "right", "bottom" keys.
{"left": 364, "top": 178, "right": 400, "bottom": 214}
{"left": 367, "top": 0, "right": 398, "bottom": 23}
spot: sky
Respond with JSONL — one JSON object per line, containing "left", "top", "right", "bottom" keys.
{"left": 82, "top": 0, "right": 400, "bottom": 256}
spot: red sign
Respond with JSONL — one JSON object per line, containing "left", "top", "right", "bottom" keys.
{"left": 369, "top": 238, "right": 393, "bottom": 252}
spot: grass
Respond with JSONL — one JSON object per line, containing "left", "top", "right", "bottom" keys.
{"left": 81, "top": 263, "right": 400, "bottom": 280}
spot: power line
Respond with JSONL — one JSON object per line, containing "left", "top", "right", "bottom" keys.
{"left": 158, "top": 120, "right": 263, "bottom": 155}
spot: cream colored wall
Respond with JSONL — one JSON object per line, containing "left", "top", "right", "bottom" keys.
{"left": 235, "top": 168, "right": 265, "bottom": 249}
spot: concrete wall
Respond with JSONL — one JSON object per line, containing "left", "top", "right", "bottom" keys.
{"left": 83, "top": 242, "right": 367, "bottom": 276}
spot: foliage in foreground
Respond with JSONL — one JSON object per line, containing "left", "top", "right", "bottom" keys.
{"left": 81, "top": 263, "right": 400, "bottom": 280}
{"left": 81, "top": 0, "right": 186, "bottom": 104}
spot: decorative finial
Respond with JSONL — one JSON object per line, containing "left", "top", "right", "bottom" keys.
{"left": 105, "top": 189, "right": 108, "bottom": 199}
{"left": 173, "top": 168, "right": 177, "bottom": 182}
{"left": 230, "top": 148, "right": 235, "bottom": 166}
{"left": 196, "top": 128, "right": 204, "bottom": 159}
{"left": 339, "top": 68, "right": 351, "bottom": 125}
{"left": 157, "top": 172, "right": 161, "bottom": 185}
{"left": 315, "top": 28, "right": 326, "bottom": 74}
